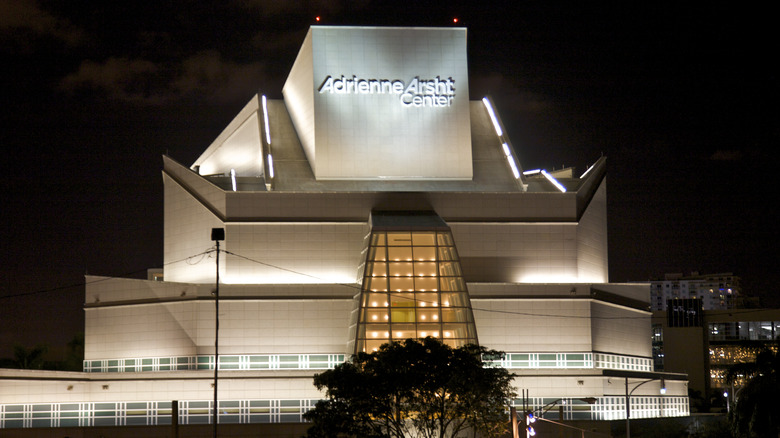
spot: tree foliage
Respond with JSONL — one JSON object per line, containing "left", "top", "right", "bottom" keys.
{"left": 726, "top": 348, "right": 780, "bottom": 437}
{"left": 304, "top": 337, "right": 516, "bottom": 438}
{"left": 12, "top": 344, "right": 48, "bottom": 369}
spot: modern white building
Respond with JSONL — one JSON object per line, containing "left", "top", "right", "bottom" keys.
{"left": 0, "top": 26, "right": 689, "bottom": 433}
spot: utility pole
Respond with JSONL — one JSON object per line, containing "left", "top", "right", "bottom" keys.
{"left": 211, "top": 228, "right": 224, "bottom": 438}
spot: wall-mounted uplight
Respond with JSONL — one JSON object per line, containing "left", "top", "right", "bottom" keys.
{"left": 267, "top": 154, "right": 274, "bottom": 179}
{"left": 541, "top": 169, "right": 566, "bottom": 193}
{"left": 262, "top": 95, "right": 271, "bottom": 145}
{"left": 482, "top": 97, "right": 502, "bottom": 137}
{"left": 230, "top": 168, "right": 237, "bottom": 192}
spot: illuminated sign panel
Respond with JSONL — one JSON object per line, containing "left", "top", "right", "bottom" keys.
{"left": 318, "top": 75, "right": 457, "bottom": 107}
{"left": 283, "top": 26, "right": 472, "bottom": 180}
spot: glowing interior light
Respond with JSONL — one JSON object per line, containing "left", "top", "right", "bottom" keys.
{"left": 384, "top": 315, "right": 389, "bottom": 320}
{"left": 580, "top": 162, "right": 595, "bottom": 179}
{"left": 267, "top": 154, "right": 274, "bottom": 178}
{"left": 444, "top": 331, "right": 451, "bottom": 337}
{"left": 541, "top": 169, "right": 567, "bottom": 193}
{"left": 420, "top": 302, "right": 426, "bottom": 307}
{"left": 421, "top": 315, "right": 426, "bottom": 320}
{"left": 433, "top": 315, "right": 439, "bottom": 320}
{"left": 420, "top": 331, "right": 427, "bottom": 337}
{"left": 372, "top": 331, "right": 378, "bottom": 338}
{"left": 433, "top": 331, "right": 439, "bottom": 337}
{"left": 372, "top": 315, "right": 378, "bottom": 320}
{"left": 396, "top": 332, "right": 403, "bottom": 337}
{"left": 261, "top": 95, "right": 271, "bottom": 145}
{"left": 482, "top": 97, "right": 503, "bottom": 137}
{"left": 523, "top": 169, "right": 541, "bottom": 175}
{"left": 230, "top": 168, "right": 237, "bottom": 191}
{"left": 371, "top": 302, "right": 377, "bottom": 307}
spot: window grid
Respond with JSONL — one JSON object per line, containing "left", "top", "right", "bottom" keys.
{"left": 509, "top": 396, "right": 689, "bottom": 421}
{"left": 83, "top": 354, "right": 345, "bottom": 373}
{"left": 356, "top": 230, "right": 478, "bottom": 353}
{"left": 0, "top": 399, "right": 318, "bottom": 429}
{"left": 594, "top": 353, "right": 653, "bottom": 372}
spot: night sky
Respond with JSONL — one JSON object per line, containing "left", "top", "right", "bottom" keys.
{"left": 1, "top": 1, "right": 777, "bottom": 360}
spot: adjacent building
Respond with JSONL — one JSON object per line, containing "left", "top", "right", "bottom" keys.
{"left": 650, "top": 272, "right": 740, "bottom": 311}
{"left": 653, "top": 303, "right": 780, "bottom": 403}
{"left": 0, "top": 26, "right": 689, "bottom": 434}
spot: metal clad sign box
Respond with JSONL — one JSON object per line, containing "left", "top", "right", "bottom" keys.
{"left": 283, "top": 26, "right": 472, "bottom": 180}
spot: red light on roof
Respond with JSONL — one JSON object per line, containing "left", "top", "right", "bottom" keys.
{"left": 453, "top": 18, "right": 458, "bottom": 23}
{"left": 315, "top": 16, "right": 321, "bottom": 22}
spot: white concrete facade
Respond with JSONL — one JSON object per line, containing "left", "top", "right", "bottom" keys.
{"left": 1, "top": 26, "right": 688, "bottom": 432}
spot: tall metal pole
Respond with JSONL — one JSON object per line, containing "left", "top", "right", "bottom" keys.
{"left": 211, "top": 228, "right": 224, "bottom": 438}
{"left": 625, "top": 377, "right": 630, "bottom": 438}
{"left": 213, "top": 238, "right": 219, "bottom": 438}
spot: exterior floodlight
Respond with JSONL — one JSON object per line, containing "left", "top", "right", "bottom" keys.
{"left": 230, "top": 169, "right": 237, "bottom": 192}
{"left": 723, "top": 391, "right": 728, "bottom": 397}
{"left": 267, "top": 154, "right": 274, "bottom": 178}
{"left": 660, "top": 377, "right": 666, "bottom": 394}
{"left": 482, "top": 97, "right": 503, "bottom": 137}
{"left": 541, "top": 169, "right": 567, "bottom": 193}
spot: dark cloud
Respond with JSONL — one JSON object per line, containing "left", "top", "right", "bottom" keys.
{"left": 59, "top": 51, "right": 268, "bottom": 105}
{"left": 0, "top": 0, "right": 84, "bottom": 48}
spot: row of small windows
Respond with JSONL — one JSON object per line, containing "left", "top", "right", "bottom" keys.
{"left": 83, "top": 352, "right": 651, "bottom": 375}
{"left": 1, "top": 396, "right": 690, "bottom": 429}
{"left": 509, "top": 396, "right": 689, "bottom": 421}
{"left": 709, "top": 321, "right": 780, "bottom": 341}
{"left": 0, "top": 400, "right": 316, "bottom": 429}
{"left": 83, "top": 354, "right": 345, "bottom": 373}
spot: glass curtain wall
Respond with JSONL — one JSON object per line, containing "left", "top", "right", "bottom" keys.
{"left": 355, "top": 229, "right": 477, "bottom": 353}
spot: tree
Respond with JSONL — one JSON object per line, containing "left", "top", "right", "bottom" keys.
{"left": 726, "top": 348, "right": 780, "bottom": 437}
{"left": 11, "top": 344, "right": 48, "bottom": 369}
{"left": 304, "top": 337, "right": 516, "bottom": 438}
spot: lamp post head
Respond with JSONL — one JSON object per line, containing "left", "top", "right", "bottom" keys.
{"left": 211, "top": 228, "right": 225, "bottom": 241}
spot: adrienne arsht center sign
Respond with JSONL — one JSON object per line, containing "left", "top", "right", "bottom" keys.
{"left": 283, "top": 26, "right": 472, "bottom": 180}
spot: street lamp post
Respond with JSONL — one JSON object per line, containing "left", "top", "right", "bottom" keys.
{"left": 625, "top": 377, "right": 665, "bottom": 438}
{"left": 211, "top": 228, "right": 224, "bottom": 438}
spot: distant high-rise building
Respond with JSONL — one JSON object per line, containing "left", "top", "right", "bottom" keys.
{"left": 651, "top": 272, "right": 740, "bottom": 311}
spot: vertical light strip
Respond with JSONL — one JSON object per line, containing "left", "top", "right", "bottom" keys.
{"left": 541, "top": 169, "right": 567, "bottom": 193}
{"left": 230, "top": 168, "right": 237, "bottom": 192}
{"left": 262, "top": 95, "right": 271, "bottom": 145}
{"left": 267, "top": 154, "right": 274, "bottom": 178}
{"left": 482, "top": 97, "right": 503, "bottom": 137}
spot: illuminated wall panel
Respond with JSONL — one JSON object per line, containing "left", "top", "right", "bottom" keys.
{"left": 284, "top": 26, "right": 472, "bottom": 180}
